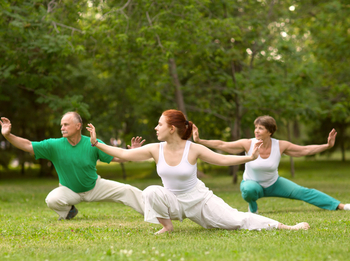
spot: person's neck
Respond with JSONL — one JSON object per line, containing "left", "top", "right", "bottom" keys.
{"left": 67, "top": 134, "right": 82, "bottom": 146}
{"left": 165, "top": 136, "right": 186, "bottom": 150}
{"left": 260, "top": 137, "right": 272, "bottom": 149}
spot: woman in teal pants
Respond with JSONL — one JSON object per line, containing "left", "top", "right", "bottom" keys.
{"left": 193, "top": 115, "right": 350, "bottom": 213}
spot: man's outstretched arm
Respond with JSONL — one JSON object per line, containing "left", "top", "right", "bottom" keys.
{"left": 0, "top": 117, "right": 34, "bottom": 155}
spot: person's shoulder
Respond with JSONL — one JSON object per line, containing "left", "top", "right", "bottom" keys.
{"left": 41, "top": 137, "right": 65, "bottom": 144}
{"left": 245, "top": 138, "right": 255, "bottom": 144}
{"left": 239, "top": 138, "right": 253, "bottom": 151}
{"left": 276, "top": 139, "right": 290, "bottom": 145}
{"left": 189, "top": 141, "right": 205, "bottom": 151}
{"left": 242, "top": 138, "right": 253, "bottom": 145}
{"left": 277, "top": 139, "right": 291, "bottom": 152}
{"left": 81, "top": 135, "right": 101, "bottom": 144}
{"left": 241, "top": 138, "right": 253, "bottom": 143}
{"left": 144, "top": 143, "right": 160, "bottom": 149}
{"left": 32, "top": 137, "right": 64, "bottom": 149}
{"left": 81, "top": 135, "right": 90, "bottom": 141}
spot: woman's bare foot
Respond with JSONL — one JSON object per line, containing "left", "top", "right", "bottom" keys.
{"left": 290, "top": 222, "right": 310, "bottom": 230}
{"left": 278, "top": 222, "right": 310, "bottom": 230}
{"left": 337, "top": 203, "right": 350, "bottom": 210}
{"left": 154, "top": 227, "right": 174, "bottom": 235}
{"left": 155, "top": 218, "right": 174, "bottom": 235}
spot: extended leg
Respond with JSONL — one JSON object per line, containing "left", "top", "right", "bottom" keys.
{"left": 265, "top": 177, "right": 340, "bottom": 210}
{"left": 198, "top": 194, "right": 308, "bottom": 231}
{"left": 202, "top": 194, "right": 279, "bottom": 230}
{"left": 84, "top": 177, "right": 145, "bottom": 215}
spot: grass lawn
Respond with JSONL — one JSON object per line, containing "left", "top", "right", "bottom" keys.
{"left": 1, "top": 158, "right": 350, "bottom": 261}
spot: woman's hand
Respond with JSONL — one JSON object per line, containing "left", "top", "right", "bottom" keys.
{"left": 251, "top": 140, "right": 263, "bottom": 160}
{"left": 327, "top": 129, "right": 337, "bottom": 148}
{"left": 192, "top": 124, "right": 200, "bottom": 143}
{"left": 86, "top": 123, "right": 97, "bottom": 145}
{"left": 128, "top": 136, "right": 146, "bottom": 149}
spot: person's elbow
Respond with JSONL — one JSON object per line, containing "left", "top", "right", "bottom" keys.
{"left": 112, "top": 157, "right": 127, "bottom": 163}
{"left": 286, "top": 151, "right": 308, "bottom": 157}
{"left": 25, "top": 144, "right": 35, "bottom": 155}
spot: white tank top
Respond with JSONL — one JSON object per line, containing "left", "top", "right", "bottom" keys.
{"left": 243, "top": 138, "right": 280, "bottom": 188}
{"left": 157, "top": 140, "right": 198, "bottom": 195}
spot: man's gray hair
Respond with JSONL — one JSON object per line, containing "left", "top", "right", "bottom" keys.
{"left": 63, "top": 112, "right": 83, "bottom": 130}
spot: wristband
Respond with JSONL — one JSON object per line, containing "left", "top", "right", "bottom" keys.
{"left": 91, "top": 140, "right": 98, "bottom": 147}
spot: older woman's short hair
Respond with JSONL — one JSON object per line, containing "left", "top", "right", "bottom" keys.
{"left": 254, "top": 115, "right": 277, "bottom": 136}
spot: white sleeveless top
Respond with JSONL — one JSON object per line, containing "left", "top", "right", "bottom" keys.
{"left": 157, "top": 140, "right": 198, "bottom": 195}
{"left": 243, "top": 138, "right": 281, "bottom": 188}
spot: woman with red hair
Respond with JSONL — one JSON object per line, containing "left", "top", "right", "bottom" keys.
{"left": 87, "top": 110, "right": 309, "bottom": 234}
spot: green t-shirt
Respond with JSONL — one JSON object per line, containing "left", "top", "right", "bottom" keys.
{"left": 32, "top": 135, "right": 113, "bottom": 193}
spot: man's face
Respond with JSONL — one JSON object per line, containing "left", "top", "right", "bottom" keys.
{"left": 60, "top": 114, "right": 81, "bottom": 138}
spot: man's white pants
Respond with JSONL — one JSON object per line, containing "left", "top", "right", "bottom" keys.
{"left": 142, "top": 179, "right": 279, "bottom": 231}
{"left": 46, "top": 176, "right": 144, "bottom": 219}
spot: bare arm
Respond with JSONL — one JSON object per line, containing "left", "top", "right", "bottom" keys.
{"left": 105, "top": 144, "right": 155, "bottom": 162}
{"left": 281, "top": 129, "right": 337, "bottom": 157}
{"left": 192, "top": 141, "right": 262, "bottom": 166}
{"left": 0, "top": 117, "right": 34, "bottom": 155}
{"left": 87, "top": 123, "right": 155, "bottom": 162}
{"left": 192, "top": 124, "right": 248, "bottom": 154}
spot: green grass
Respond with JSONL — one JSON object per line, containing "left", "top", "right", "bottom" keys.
{"left": 1, "top": 159, "right": 350, "bottom": 261}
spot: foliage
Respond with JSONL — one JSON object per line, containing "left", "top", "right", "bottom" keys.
{"left": 294, "top": 0, "right": 350, "bottom": 160}
{"left": 1, "top": 0, "right": 350, "bottom": 175}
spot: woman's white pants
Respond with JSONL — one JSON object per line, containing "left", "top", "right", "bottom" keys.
{"left": 142, "top": 179, "right": 279, "bottom": 230}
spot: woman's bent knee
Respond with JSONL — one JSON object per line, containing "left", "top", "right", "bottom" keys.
{"left": 241, "top": 185, "right": 261, "bottom": 202}
{"left": 241, "top": 189, "right": 253, "bottom": 201}
{"left": 142, "top": 185, "right": 163, "bottom": 198}
{"left": 241, "top": 181, "right": 263, "bottom": 201}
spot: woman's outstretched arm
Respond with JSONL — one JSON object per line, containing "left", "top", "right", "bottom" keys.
{"left": 86, "top": 123, "right": 155, "bottom": 162}
{"left": 193, "top": 140, "right": 262, "bottom": 166}
{"left": 192, "top": 124, "right": 249, "bottom": 154}
{"left": 281, "top": 129, "right": 337, "bottom": 157}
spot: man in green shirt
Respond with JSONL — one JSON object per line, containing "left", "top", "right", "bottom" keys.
{"left": 0, "top": 112, "right": 145, "bottom": 220}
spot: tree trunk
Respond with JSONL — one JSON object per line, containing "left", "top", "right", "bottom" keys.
{"left": 341, "top": 141, "right": 345, "bottom": 162}
{"left": 19, "top": 150, "right": 25, "bottom": 175}
{"left": 38, "top": 159, "right": 54, "bottom": 178}
{"left": 121, "top": 162, "right": 127, "bottom": 180}
{"left": 168, "top": 58, "right": 187, "bottom": 116}
{"left": 230, "top": 120, "right": 240, "bottom": 184}
{"left": 121, "top": 140, "right": 127, "bottom": 179}
{"left": 230, "top": 60, "right": 241, "bottom": 184}
{"left": 287, "top": 121, "right": 295, "bottom": 177}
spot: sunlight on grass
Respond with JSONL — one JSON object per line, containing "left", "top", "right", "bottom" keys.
{"left": 1, "top": 159, "right": 350, "bottom": 260}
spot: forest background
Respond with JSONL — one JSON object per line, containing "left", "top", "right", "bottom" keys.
{"left": 0, "top": 0, "right": 349, "bottom": 180}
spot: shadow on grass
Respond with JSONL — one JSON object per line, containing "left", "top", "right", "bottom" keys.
{"left": 262, "top": 208, "right": 323, "bottom": 214}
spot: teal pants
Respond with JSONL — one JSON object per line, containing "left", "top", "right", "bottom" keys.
{"left": 240, "top": 177, "right": 340, "bottom": 213}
